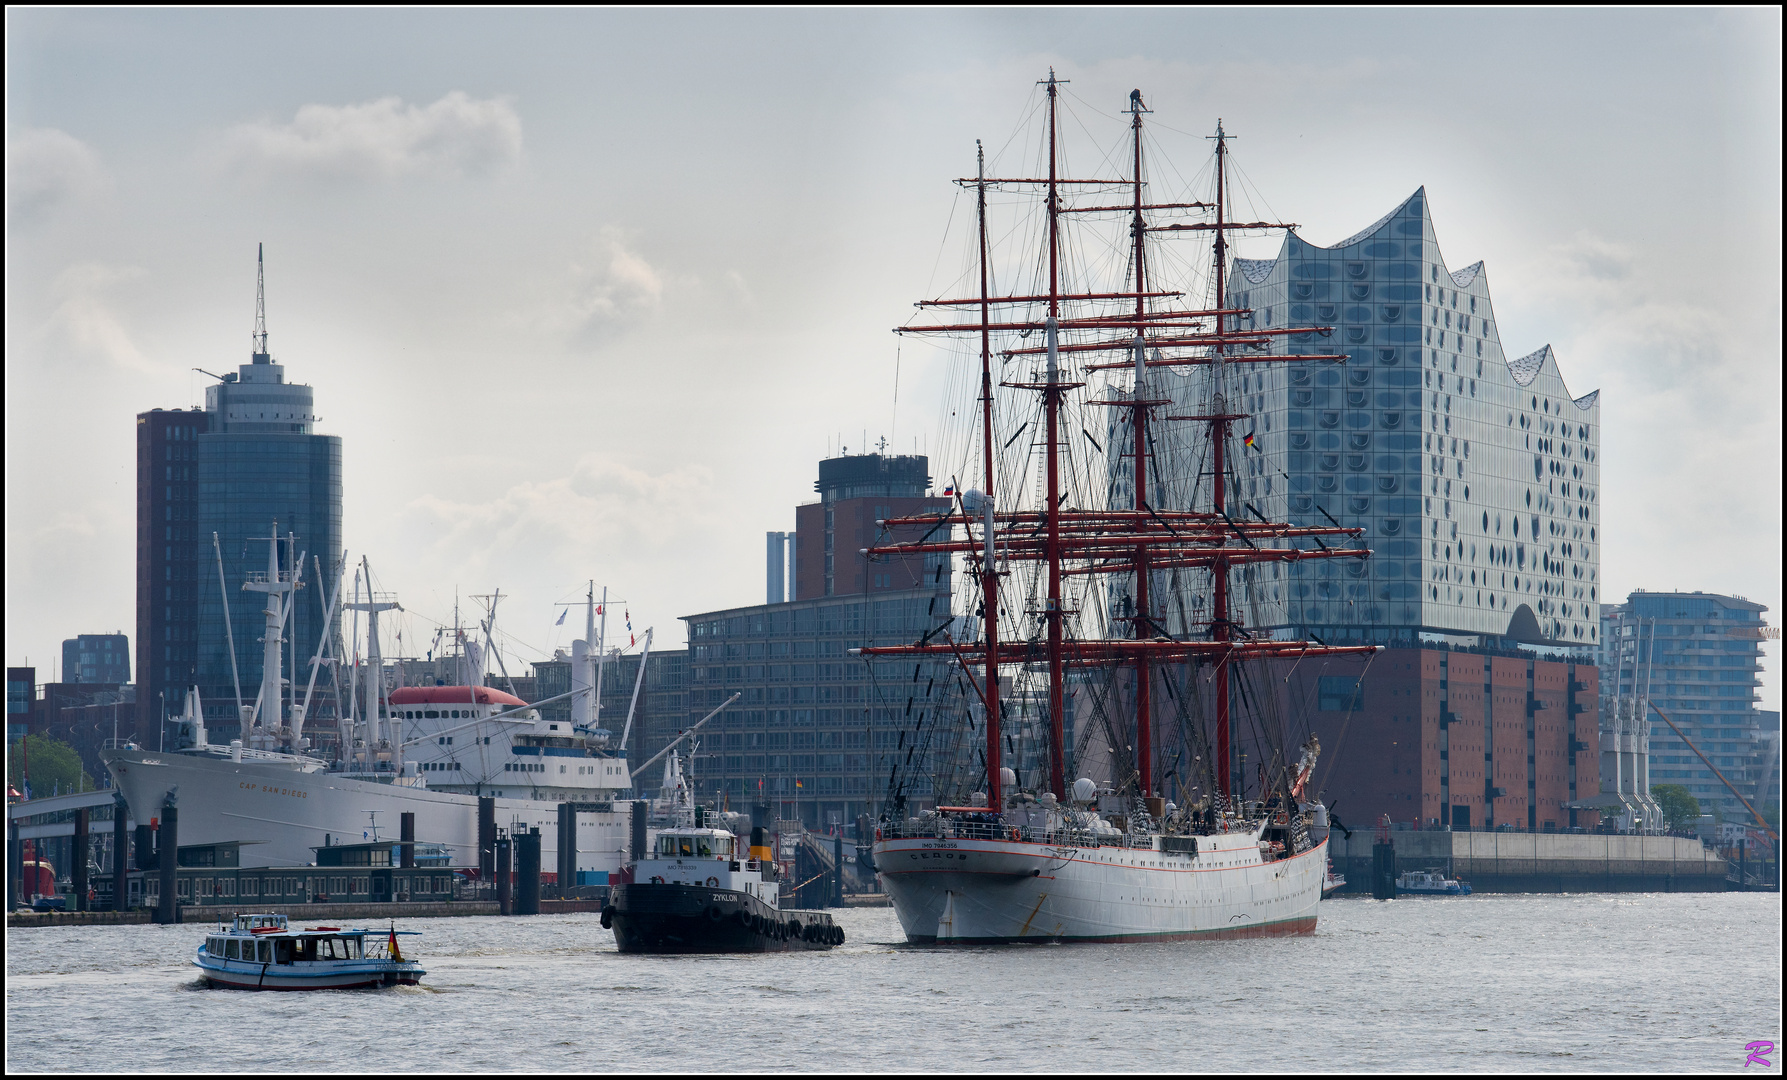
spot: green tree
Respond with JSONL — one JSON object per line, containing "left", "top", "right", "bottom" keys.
{"left": 1651, "top": 783, "right": 1701, "bottom": 832}
{"left": 7, "top": 735, "right": 95, "bottom": 796}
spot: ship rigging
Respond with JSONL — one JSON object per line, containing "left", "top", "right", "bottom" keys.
{"left": 866, "top": 74, "right": 1382, "bottom": 943}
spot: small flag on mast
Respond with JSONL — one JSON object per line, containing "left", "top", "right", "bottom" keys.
{"left": 555, "top": 610, "right": 566, "bottom": 626}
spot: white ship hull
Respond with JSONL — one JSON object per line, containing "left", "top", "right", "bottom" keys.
{"left": 874, "top": 827, "right": 1324, "bottom": 943}
{"left": 104, "top": 748, "right": 631, "bottom": 875}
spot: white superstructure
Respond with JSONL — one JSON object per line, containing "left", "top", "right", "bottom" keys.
{"left": 105, "top": 564, "right": 645, "bottom": 876}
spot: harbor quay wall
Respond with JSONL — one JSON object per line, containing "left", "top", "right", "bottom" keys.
{"left": 7, "top": 898, "right": 608, "bottom": 928}
{"left": 8, "top": 910, "right": 156, "bottom": 927}
{"left": 1329, "top": 831, "right": 1727, "bottom": 893}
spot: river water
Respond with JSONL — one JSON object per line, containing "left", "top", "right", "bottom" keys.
{"left": 6, "top": 892, "right": 1780, "bottom": 1073}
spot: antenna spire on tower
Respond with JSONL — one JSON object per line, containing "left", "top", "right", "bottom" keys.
{"left": 252, "top": 242, "right": 271, "bottom": 364}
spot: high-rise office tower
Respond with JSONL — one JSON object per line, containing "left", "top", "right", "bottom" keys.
{"left": 136, "top": 247, "right": 342, "bottom": 748}
{"left": 1110, "top": 188, "right": 1602, "bottom": 649}
{"left": 136, "top": 406, "right": 210, "bottom": 744}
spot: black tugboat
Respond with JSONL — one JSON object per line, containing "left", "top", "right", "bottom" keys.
{"left": 604, "top": 821, "right": 843, "bottom": 954}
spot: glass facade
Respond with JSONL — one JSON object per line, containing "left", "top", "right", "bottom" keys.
{"left": 1601, "top": 591, "right": 1770, "bottom": 822}
{"left": 1111, "top": 188, "right": 1602, "bottom": 648}
{"left": 194, "top": 431, "right": 342, "bottom": 742}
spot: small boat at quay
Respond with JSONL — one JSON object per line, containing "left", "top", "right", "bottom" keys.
{"left": 1395, "top": 868, "right": 1472, "bottom": 896}
{"left": 194, "top": 914, "right": 424, "bottom": 990}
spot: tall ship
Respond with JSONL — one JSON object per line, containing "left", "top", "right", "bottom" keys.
{"left": 104, "top": 546, "right": 675, "bottom": 880}
{"left": 867, "top": 75, "right": 1380, "bottom": 942}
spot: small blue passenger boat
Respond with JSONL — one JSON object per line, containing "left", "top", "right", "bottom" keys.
{"left": 194, "top": 914, "right": 424, "bottom": 990}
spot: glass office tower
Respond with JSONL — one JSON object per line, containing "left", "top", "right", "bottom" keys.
{"left": 192, "top": 347, "right": 343, "bottom": 745}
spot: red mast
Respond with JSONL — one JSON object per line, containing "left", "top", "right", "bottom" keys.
{"left": 1211, "top": 120, "right": 1234, "bottom": 805}
{"left": 977, "top": 140, "right": 1002, "bottom": 809}
{"left": 1043, "top": 70, "right": 1067, "bottom": 801}
{"left": 870, "top": 83, "right": 1379, "bottom": 824}
{"left": 1128, "top": 92, "right": 1153, "bottom": 799}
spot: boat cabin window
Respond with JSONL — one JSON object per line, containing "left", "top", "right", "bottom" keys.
{"left": 658, "top": 833, "right": 731, "bottom": 858}
{"left": 274, "top": 940, "right": 295, "bottom": 965}
{"left": 225, "top": 939, "right": 241, "bottom": 960}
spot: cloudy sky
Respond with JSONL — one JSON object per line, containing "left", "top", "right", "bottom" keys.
{"left": 6, "top": 9, "right": 1780, "bottom": 708}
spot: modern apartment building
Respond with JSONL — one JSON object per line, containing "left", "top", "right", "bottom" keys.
{"left": 1600, "top": 590, "right": 1772, "bottom": 824}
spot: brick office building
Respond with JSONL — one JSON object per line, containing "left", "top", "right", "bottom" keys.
{"left": 1289, "top": 647, "right": 1598, "bottom": 832}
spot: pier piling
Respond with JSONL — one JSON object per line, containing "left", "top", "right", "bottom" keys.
{"left": 112, "top": 795, "right": 128, "bottom": 911}
{"left": 478, "top": 797, "right": 495, "bottom": 887}
{"left": 155, "top": 802, "right": 178, "bottom": 924}
{"left": 494, "top": 835, "right": 512, "bottom": 916}
{"left": 72, "top": 807, "right": 90, "bottom": 912}
{"left": 557, "top": 803, "right": 575, "bottom": 898}
{"left": 517, "top": 828, "right": 541, "bottom": 915}
{"left": 9, "top": 818, "right": 21, "bottom": 910}
{"left": 1371, "top": 840, "right": 1397, "bottom": 900}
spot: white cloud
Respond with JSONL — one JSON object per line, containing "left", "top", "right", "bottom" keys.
{"left": 222, "top": 91, "right": 522, "bottom": 182}
{"left": 5, "top": 127, "right": 105, "bottom": 223}
{"left": 571, "top": 228, "right": 666, "bottom": 327}
{"left": 398, "top": 454, "right": 719, "bottom": 584}
{"left": 513, "top": 228, "right": 671, "bottom": 339}
{"left": 42, "top": 263, "right": 156, "bottom": 373}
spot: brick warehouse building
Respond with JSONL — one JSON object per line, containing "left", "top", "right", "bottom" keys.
{"left": 1287, "top": 647, "right": 1598, "bottom": 832}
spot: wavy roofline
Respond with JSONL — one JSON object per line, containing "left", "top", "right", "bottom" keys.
{"left": 1507, "top": 344, "right": 1600, "bottom": 408}
{"left": 1230, "top": 187, "right": 1603, "bottom": 406}
{"left": 1328, "top": 186, "right": 1425, "bottom": 249}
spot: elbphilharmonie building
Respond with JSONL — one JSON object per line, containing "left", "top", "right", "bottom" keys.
{"left": 1116, "top": 188, "right": 1601, "bottom": 649}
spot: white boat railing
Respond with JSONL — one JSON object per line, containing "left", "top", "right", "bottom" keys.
{"left": 878, "top": 816, "right": 1231, "bottom": 851}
